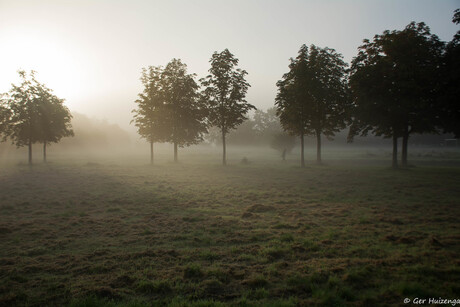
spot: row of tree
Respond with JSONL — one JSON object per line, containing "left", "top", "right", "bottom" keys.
{"left": 0, "top": 71, "right": 73, "bottom": 164}
{"left": 132, "top": 50, "right": 255, "bottom": 165}
{"left": 1, "top": 13, "right": 458, "bottom": 167}
{"left": 133, "top": 14, "right": 459, "bottom": 168}
{"left": 276, "top": 15, "right": 459, "bottom": 168}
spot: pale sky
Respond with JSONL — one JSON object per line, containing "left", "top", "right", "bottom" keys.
{"left": 0, "top": 0, "right": 458, "bottom": 130}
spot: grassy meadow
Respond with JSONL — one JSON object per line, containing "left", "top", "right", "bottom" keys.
{"left": 0, "top": 147, "right": 459, "bottom": 306}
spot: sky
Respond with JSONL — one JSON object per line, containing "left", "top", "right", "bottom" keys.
{"left": 0, "top": 0, "right": 458, "bottom": 130}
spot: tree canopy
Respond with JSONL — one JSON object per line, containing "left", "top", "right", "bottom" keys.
{"left": 132, "top": 66, "right": 167, "bottom": 148}
{"left": 3, "top": 71, "right": 73, "bottom": 164}
{"left": 275, "top": 44, "right": 349, "bottom": 166}
{"left": 439, "top": 9, "right": 460, "bottom": 138}
{"left": 349, "top": 22, "right": 444, "bottom": 167}
{"left": 132, "top": 59, "right": 206, "bottom": 163}
{"left": 0, "top": 96, "right": 10, "bottom": 141}
{"left": 201, "top": 49, "right": 255, "bottom": 165}
{"left": 162, "top": 59, "right": 207, "bottom": 161}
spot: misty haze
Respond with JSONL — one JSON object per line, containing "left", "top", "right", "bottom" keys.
{"left": 0, "top": 1, "right": 459, "bottom": 306}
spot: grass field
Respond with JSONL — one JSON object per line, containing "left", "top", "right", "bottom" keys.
{"left": 0, "top": 148, "right": 459, "bottom": 306}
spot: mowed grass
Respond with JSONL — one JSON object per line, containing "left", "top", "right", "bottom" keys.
{"left": 0, "top": 152, "right": 459, "bottom": 306}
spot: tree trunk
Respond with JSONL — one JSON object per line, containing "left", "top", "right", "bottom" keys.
{"left": 28, "top": 140, "right": 32, "bottom": 165}
{"left": 150, "top": 141, "right": 154, "bottom": 165}
{"left": 174, "top": 142, "right": 178, "bottom": 163}
{"left": 300, "top": 133, "right": 305, "bottom": 168}
{"left": 222, "top": 130, "right": 227, "bottom": 166}
{"left": 43, "top": 143, "right": 47, "bottom": 163}
{"left": 402, "top": 129, "right": 409, "bottom": 167}
{"left": 316, "top": 130, "right": 321, "bottom": 164}
{"left": 392, "top": 134, "right": 398, "bottom": 169}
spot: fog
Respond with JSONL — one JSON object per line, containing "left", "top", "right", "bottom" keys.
{"left": 1, "top": 112, "right": 457, "bottom": 167}
{"left": 1, "top": 0, "right": 458, "bottom": 129}
{"left": 1, "top": 1, "right": 460, "bottom": 306}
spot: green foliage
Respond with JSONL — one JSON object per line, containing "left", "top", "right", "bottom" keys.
{"left": 0, "top": 70, "right": 73, "bottom": 164}
{"left": 183, "top": 264, "right": 204, "bottom": 279}
{"left": 439, "top": 10, "right": 460, "bottom": 137}
{"left": 132, "top": 60, "right": 207, "bottom": 160}
{"left": 1, "top": 156, "right": 460, "bottom": 306}
{"left": 262, "top": 245, "right": 289, "bottom": 260}
{"left": 37, "top": 84, "right": 74, "bottom": 145}
{"left": 168, "top": 297, "right": 225, "bottom": 307}
{"left": 0, "top": 96, "right": 11, "bottom": 141}
{"left": 2, "top": 70, "right": 73, "bottom": 152}
{"left": 201, "top": 49, "right": 254, "bottom": 135}
{"left": 136, "top": 280, "right": 172, "bottom": 295}
{"left": 69, "top": 296, "right": 148, "bottom": 307}
{"left": 252, "top": 107, "right": 281, "bottom": 136}
{"left": 205, "top": 107, "right": 294, "bottom": 152}
{"left": 269, "top": 133, "right": 296, "bottom": 158}
{"left": 161, "top": 59, "right": 208, "bottom": 148}
{"left": 131, "top": 66, "right": 166, "bottom": 144}
{"left": 245, "top": 275, "right": 269, "bottom": 289}
{"left": 275, "top": 44, "right": 350, "bottom": 163}
{"left": 279, "top": 233, "right": 294, "bottom": 243}
{"left": 200, "top": 250, "right": 220, "bottom": 262}
{"left": 201, "top": 49, "right": 255, "bottom": 164}
{"left": 349, "top": 22, "right": 445, "bottom": 166}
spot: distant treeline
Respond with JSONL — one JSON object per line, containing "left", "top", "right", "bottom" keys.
{"left": 1, "top": 11, "right": 459, "bottom": 167}
{"left": 222, "top": 111, "right": 456, "bottom": 148}
{"left": 0, "top": 112, "right": 131, "bottom": 154}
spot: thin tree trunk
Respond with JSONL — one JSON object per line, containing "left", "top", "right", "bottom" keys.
{"left": 300, "top": 133, "right": 305, "bottom": 168}
{"left": 28, "top": 140, "right": 32, "bottom": 165}
{"left": 222, "top": 130, "right": 227, "bottom": 166}
{"left": 392, "top": 134, "right": 398, "bottom": 169}
{"left": 316, "top": 130, "right": 321, "bottom": 164}
{"left": 150, "top": 141, "right": 154, "bottom": 165}
{"left": 174, "top": 142, "right": 178, "bottom": 163}
{"left": 402, "top": 129, "right": 409, "bottom": 167}
{"left": 43, "top": 143, "right": 47, "bottom": 163}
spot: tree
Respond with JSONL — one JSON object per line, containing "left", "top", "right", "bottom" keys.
{"left": 132, "top": 60, "right": 207, "bottom": 163}
{"left": 161, "top": 59, "right": 207, "bottom": 162}
{"left": 4, "top": 71, "right": 72, "bottom": 164}
{"left": 275, "top": 44, "right": 349, "bottom": 166}
{"left": 6, "top": 71, "right": 40, "bottom": 164}
{"left": 253, "top": 107, "right": 282, "bottom": 137}
{"left": 0, "top": 96, "right": 11, "bottom": 141}
{"left": 270, "top": 133, "right": 296, "bottom": 160}
{"left": 349, "top": 22, "right": 444, "bottom": 168}
{"left": 36, "top": 83, "right": 73, "bottom": 162}
{"left": 252, "top": 107, "right": 296, "bottom": 159}
{"left": 132, "top": 66, "right": 167, "bottom": 164}
{"left": 201, "top": 49, "right": 255, "bottom": 165}
{"left": 439, "top": 9, "right": 460, "bottom": 137}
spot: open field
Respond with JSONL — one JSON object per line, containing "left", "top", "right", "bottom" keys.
{"left": 0, "top": 149, "right": 459, "bottom": 306}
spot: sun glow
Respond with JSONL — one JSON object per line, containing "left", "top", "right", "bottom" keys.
{"left": 0, "top": 27, "right": 84, "bottom": 110}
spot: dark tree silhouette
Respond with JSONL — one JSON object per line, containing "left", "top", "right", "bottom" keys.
{"left": 4, "top": 71, "right": 73, "bottom": 164}
{"left": 276, "top": 44, "right": 349, "bottom": 166}
{"left": 161, "top": 59, "right": 207, "bottom": 162}
{"left": 201, "top": 49, "right": 255, "bottom": 165}
{"left": 132, "top": 66, "right": 167, "bottom": 164}
{"left": 349, "top": 22, "right": 444, "bottom": 168}
{"left": 439, "top": 9, "right": 460, "bottom": 137}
